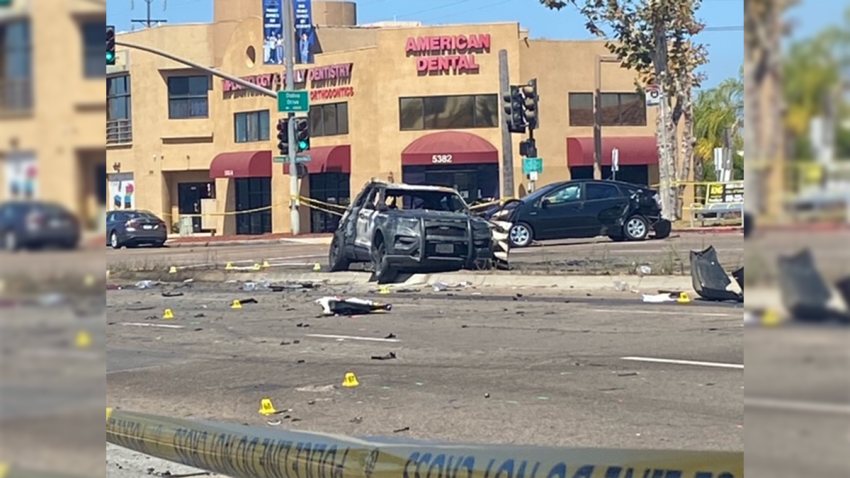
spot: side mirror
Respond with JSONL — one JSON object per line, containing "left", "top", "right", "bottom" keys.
{"left": 541, "top": 198, "right": 551, "bottom": 208}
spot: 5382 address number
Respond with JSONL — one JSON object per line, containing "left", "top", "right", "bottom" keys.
{"left": 432, "top": 154, "right": 453, "bottom": 164}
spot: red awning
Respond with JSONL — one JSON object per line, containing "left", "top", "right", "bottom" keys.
{"left": 402, "top": 131, "right": 498, "bottom": 166}
{"left": 210, "top": 151, "right": 272, "bottom": 179}
{"left": 567, "top": 136, "right": 659, "bottom": 167}
{"left": 283, "top": 145, "right": 351, "bottom": 175}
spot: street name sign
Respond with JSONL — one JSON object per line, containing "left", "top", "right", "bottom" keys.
{"left": 277, "top": 90, "right": 309, "bottom": 113}
{"left": 273, "top": 155, "right": 312, "bottom": 163}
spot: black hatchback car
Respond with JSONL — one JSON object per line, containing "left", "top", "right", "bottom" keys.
{"left": 106, "top": 210, "right": 168, "bottom": 249}
{"left": 0, "top": 201, "right": 81, "bottom": 251}
{"left": 484, "top": 179, "right": 672, "bottom": 247}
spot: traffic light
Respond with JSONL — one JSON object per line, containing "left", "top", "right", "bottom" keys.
{"left": 519, "top": 138, "right": 537, "bottom": 158}
{"left": 294, "top": 117, "right": 310, "bottom": 152}
{"left": 521, "top": 79, "right": 538, "bottom": 130}
{"left": 276, "top": 118, "right": 289, "bottom": 156}
{"left": 502, "top": 85, "right": 526, "bottom": 134}
{"left": 106, "top": 25, "right": 116, "bottom": 65}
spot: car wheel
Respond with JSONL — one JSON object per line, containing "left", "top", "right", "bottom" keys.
{"left": 653, "top": 219, "right": 672, "bottom": 239}
{"left": 328, "top": 233, "right": 351, "bottom": 272}
{"left": 370, "top": 238, "right": 397, "bottom": 284}
{"left": 624, "top": 216, "right": 650, "bottom": 241}
{"left": 110, "top": 231, "right": 122, "bottom": 249}
{"left": 508, "top": 222, "right": 533, "bottom": 248}
{"left": 3, "top": 230, "right": 18, "bottom": 252}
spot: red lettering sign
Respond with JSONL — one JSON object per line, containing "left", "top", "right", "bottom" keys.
{"left": 222, "top": 63, "right": 353, "bottom": 93}
{"left": 310, "top": 87, "right": 355, "bottom": 101}
{"left": 405, "top": 34, "right": 489, "bottom": 75}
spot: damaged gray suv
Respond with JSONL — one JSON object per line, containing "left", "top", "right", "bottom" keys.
{"left": 328, "top": 181, "right": 495, "bottom": 284}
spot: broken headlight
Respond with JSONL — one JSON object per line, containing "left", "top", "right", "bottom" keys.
{"left": 395, "top": 218, "right": 421, "bottom": 237}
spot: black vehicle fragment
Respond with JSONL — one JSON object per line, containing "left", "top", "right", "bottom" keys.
{"left": 777, "top": 249, "right": 850, "bottom": 323}
{"left": 689, "top": 246, "right": 743, "bottom": 302}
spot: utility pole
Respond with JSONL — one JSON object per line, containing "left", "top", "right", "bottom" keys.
{"left": 131, "top": 0, "right": 168, "bottom": 29}
{"left": 282, "top": 0, "right": 301, "bottom": 235}
{"left": 498, "top": 50, "right": 515, "bottom": 198}
{"left": 593, "top": 55, "right": 618, "bottom": 180}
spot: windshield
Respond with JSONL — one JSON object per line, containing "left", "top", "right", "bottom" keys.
{"left": 384, "top": 188, "right": 468, "bottom": 213}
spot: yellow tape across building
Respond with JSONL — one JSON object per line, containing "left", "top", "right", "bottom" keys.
{"left": 106, "top": 408, "right": 742, "bottom": 478}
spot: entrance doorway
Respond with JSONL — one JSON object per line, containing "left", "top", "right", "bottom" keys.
{"left": 402, "top": 164, "right": 499, "bottom": 204}
{"left": 178, "top": 182, "right": 214, "bottom": 233}
{"left": 309, "top": 173, "right": 350, "bottom": 233}
{"left": 235, "top": 177, "right": 271, "bottom": 235}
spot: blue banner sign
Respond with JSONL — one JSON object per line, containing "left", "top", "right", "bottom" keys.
{"left": 262, "top": 0, "right": 284, "bottom": 65}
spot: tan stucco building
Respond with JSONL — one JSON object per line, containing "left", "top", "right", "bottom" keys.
{"left": 108, "top": 0, "right": 664, "bottom": 236}
{"left": 0, "top": 0, "right": 106, "bottom": 230}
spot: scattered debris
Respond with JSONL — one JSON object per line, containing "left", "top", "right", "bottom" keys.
{"left": 350, "top": 417, "right": 363, "bottom": 424}
{"left": 384, "top": 333, "right": 396, "bottom": 339}
{"left": 270, "top": 282, "right": 317, "bottom": 292}
{"left": 690, "top": 246, "right": 743, "bottom": 302}
{"left": 616, "top": 372, "right": 639, "bottom": 377}
{"left": 296, "top": 323, "right": 310, "bottom": 328}
{"left": 484, "top": 393, "right": 490, "bottom": 399}
{"left": 127, "top": 305, "right": 156, "bottom": 311}
{"left": 162, "top": 291, "right": 184, "bottom": 297}
{"left": 135, "top": 280, "right": 158, "bottom": 289}
{"left": 637, "top": 265, "right": 652, "bottom": 276}
{"left": 395, "top": 288, "right": 420, "bottom": 293}
{"left": 297, "top": 359, "right": 306, "bottom": 364}
{"left": 371, "top": 352, "right": 397, "bottom": 360}
{"left": 240, "top": 298, "right": 258, "bottom": 304}
{"left": 393, "top": 426, "right": 410, "bottom": 433}
{"left": 613, "top": 281, "right": 630, "bottom": 292}
{"left": 194, "top": 313, "right": 206, "bottom": 318}
{"left": 295, "top": 384, "right": 335, "bottom": 393}
{"left": 642, "top": 292, "right": 690, "bottom": 304}
{"left": 316, "top": 296, "right": 392, "bottom": 316}
{"left": 121, "top": 322, "right": 185, "bottom": 329}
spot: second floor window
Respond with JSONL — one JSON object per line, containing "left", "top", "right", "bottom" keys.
{"left": 569, "top": 92, "right": 647, "bottom": 127}
{"left": 309, "top": 102, "right": 349, "bottom": 137}
{"left": 168, "top": 75, "right": 209, "bottom": 119}
{"left": 0, "top": 20, "right": 32, "bottom": 113}
{"left": 107, "top": 75, "right": 132, "bottom": 144}
{"left": 399, "top": 94, "right": 498, "bottom": 131}
{"left": 82, "top": 21, "right": 105, "bottom": 78}
{"left": 234, "top": 110, "right": 270, "bottom": 143}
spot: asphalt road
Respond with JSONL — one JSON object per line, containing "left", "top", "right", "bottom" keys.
{"left": 106, "top": 232, "right": 745, "bottom": 276}
{"left": 106, "top": 282, "right": 744, "bottom": 459}
{"left": 744, "top": 328, "right": 850, "bottom": 478}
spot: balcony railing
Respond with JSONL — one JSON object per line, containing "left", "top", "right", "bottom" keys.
{"left": 107, "top": 118, "right": 133, "bottom": 145}
{"left": 0, "top": 78, "right": 33, "bottom": 114}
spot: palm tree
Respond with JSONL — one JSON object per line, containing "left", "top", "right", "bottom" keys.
{"left": 693, "top": 68, "right": 744, "bottom": 182}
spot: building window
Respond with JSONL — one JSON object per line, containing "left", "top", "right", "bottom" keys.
{"left": 309, "top": 102, "right": 349, "bottom": 137}
{"left": 107, "top": 75, "right": 132, "bottom": 144}
{"left": 0, "top": 20, "right": 33, "bottom": 113}
{"left": 569, "top": 92, "right": 646, "bottom": 127}
{"left": 234, "top": 110, "right": 270, "bottom": 143}
{"left": 167, "top": 75, "right": 209, "bottom": 119}
{"left": 82, "top": 21, "right": 105, "bottom": 78}
{"left": 399, "top": 94, "right": 498, "bottom": 131}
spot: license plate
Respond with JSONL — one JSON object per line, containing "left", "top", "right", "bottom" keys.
{"left": 143, "top": 225, "right": 153, "bottom": 230}
{"left": 435, "top": 244, "right": 453, "bottom": 254}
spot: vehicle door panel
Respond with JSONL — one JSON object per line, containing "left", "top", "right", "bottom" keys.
{"left": 581, "top": 183, "right": 630, "bottom": 236}
{"left": 533, "top": 184, "right": 584, "bottom": 239}
{"left": 353, "top": 188, "right": 381, "bottom": 259}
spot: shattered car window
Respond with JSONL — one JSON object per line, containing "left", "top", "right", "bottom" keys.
{"left": 386, "top": 189, "right": 468, "bottom": 213}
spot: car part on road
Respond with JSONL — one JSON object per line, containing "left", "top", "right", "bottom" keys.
{"left": 690, "top": 246, "right": 743, "bottom": 302}
{"left": 778, "top": 249, "right": 850, "bottom": 323}
{"left": 316, "top": 296, "right": 392, "bottom": 316}
{"left": 653, "top": 219, "right": 672, "bottom": 239}
{"left": 371, "top": 352, "right": 397, "bottom": 360}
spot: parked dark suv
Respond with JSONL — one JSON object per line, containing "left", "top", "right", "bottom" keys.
{"left": 483, "top": 179, "right": 672, "bottom": 247}
{"left": 328, "top": 181, "right": 494, "bottom": 283}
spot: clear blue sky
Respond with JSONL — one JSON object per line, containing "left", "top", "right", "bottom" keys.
{"left": 105, "top": 0, "right": 844, "bottom": 90}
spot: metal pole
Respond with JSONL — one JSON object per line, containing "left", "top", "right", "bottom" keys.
{"left": 116, "top": 40, "right": 277, "bottom": 98}
{"left": 498, "top": 50, "right": 515, "bottom": 198}
{"left": 593, "top": 56, "right": 603, "bottom": 180}
{"left": 659, "top": 80, "right": 674, "bottom": 220}
{"left": 282, "top": 0, "right": 300, "bottom": 235}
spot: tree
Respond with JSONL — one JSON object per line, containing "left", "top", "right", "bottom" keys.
{"left": 693, "top": 67, "right": 744, "bottom": 181}
{"left": 540, "top": 0, "right": 708, "bottom": 220}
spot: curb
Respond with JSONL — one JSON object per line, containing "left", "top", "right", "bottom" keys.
{"left": 674, "top": 227, "right": 742, "bottom": 234}
{"left": 109, "top": 269, "right": 695, "bottom": 293}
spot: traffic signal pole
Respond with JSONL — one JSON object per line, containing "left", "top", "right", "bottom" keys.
{"left": 282, "top": 0, "right": 300, "bottom": 235}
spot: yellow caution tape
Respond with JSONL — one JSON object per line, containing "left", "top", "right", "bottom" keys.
{"left": 106, "top": 409, "right": 742, "bottom": 478}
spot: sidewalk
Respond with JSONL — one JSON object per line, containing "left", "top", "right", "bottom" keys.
{"left": 165, "top": 232, "right": 333, "bottom": 247}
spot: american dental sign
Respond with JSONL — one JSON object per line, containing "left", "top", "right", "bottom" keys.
{"left": 222, "top": 63, "right": 354, "bottom": 101}
{"left": 405, "top": 33, "right": 491, "bottom": 75}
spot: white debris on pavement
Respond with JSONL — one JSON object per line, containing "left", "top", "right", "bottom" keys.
{"left": 107, "top": 443, "right": 223, "bottom": 477}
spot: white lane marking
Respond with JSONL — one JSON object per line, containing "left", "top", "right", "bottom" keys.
{"left": 590, "top": 308, "right": 734, "bottom": 317}
{"left": 14, "top": 349, "right": 102, "bottom": 360}
{"left": 745, "top": 397, "right": 850, "bottom": 415}
{"left": 621, "top": 356, "right": 744, "bottom": 369}
{"left": 121, "top": 322, "right": 185, "bottom": 329}
{"left": 306, "top": 334, "right": 400, "bottom": 343}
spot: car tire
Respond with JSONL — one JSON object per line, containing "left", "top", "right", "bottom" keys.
{"left": 508, "top": 222, "right": 534, "bottom": 248}
{"left": 623, "top": 215, "right": 650, "bottom": 241}
{"left": 3, "top": 230, "right": 18, "bottom": 252}
{"left": 653, "top": 219, "right": 672, "bottom": 239}
{"left": 109, "top": 231, "right": 122, "bottom": 250}
{"left": 328, "top": 233, "right": 351, "bottom": 272}
{"left": 370, "top": 237, "right": 397, "bottom": 284}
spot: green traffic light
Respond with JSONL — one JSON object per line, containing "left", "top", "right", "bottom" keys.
{"left": 106, "top": 52, "right": 115, "bottom": 61}
{"left": 298, "top": 141, "right": 308, "bottom": 150}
